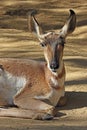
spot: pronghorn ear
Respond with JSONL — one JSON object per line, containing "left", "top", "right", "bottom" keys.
{"left": 59, "top": 9, "right": 76, "bottom": 37}
{"left": 27, "top": 10, "right": 44, "bottom": 42}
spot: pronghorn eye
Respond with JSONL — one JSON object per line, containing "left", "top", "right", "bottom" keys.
{"left": 40, "top": 42, "right": 46, "bottom": 47}
{"left": 59, "top": 36, "right": 65, "bottom": 47}
{"left": 59, "top": 42, "right": 65, "bottom": 47}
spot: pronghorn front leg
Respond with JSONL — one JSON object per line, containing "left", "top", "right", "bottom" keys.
{"left": 14, "top": 85, "right": 56, "bottom": 120}
{"left": 57, "top": 95, "right": 67, "bottom": 107}
{"left": 14, "top": 98, "right": 55, "bottom": 120}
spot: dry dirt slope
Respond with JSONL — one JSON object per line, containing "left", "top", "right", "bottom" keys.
{"left": 0, "top": 0, "right": 87, "bottom": 130}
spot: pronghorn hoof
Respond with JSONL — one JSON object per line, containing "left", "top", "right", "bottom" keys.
{"left": 57, "top": 96, "right": 67, "bottom": 107}
{"left": 33, "top": 113, "right": 53, "bottom": 120}
{"left": 42, "top": 114, "right": 53, "bottom": 120}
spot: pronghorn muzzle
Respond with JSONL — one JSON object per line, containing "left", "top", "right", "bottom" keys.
{"left": 50, "top": 60, "right": 59, "bottom": 71}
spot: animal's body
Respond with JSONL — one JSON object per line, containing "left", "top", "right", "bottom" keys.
{"left": 0, "top": 58, "right": 65, "bottom": 107}
{"left": 0, "top": 9, "right": 76, "bottom": 120}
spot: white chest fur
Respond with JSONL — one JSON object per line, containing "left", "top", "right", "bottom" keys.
{"left": 50, "top": 77, "right": 59, "bottom": 87}
{"left": 0, "top": 69, "right": 26, "bottom": 105}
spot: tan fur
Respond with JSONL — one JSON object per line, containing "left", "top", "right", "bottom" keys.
{"left": 0, "top": 10, "right": 76, "bottom": 120}
{"left": 0, "top": 58, "right": 65, "bottom": 119}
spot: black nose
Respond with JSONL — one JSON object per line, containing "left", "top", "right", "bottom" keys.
{"left": 50, "top": 61, "right": 59, "bottom": 70}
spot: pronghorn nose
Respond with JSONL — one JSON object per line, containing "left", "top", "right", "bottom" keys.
{"left": 50, "top": 61, "right": 59, "bottom": 70}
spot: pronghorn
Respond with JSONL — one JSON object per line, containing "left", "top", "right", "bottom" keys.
{"left": 0, "top": 9, "right": 76, "bottom": 120}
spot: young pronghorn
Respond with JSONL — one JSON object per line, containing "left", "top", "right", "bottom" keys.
{"left": 0, "top": 9, "right": 76, "bottom": 120}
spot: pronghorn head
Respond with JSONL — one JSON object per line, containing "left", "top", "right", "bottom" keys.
{"left": 28, "top": 10, "right": 76, "bottom": 73}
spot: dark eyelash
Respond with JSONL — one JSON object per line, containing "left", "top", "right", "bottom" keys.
{"left": 61, "top": 43, "right": 65, "bottom": 47}
{"left": 59, "top": 37, "right": 65, "bottom": 47}
{"left": 40, "top": 42, "right": 46, "bottom": 47}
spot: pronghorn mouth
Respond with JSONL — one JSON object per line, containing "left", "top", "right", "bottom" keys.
{"left": 51, "top": 68, "right": 57, "bottom": 73}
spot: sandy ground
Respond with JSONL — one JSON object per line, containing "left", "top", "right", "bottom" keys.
{"left": 0, "top": 0, "right": 87, "bottom": 129}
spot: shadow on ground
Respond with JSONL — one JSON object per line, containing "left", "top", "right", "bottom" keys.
{"left": 64, "top": 91, "right": 87, "bottom": 109}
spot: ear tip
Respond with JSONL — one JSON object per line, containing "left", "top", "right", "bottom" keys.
{"left": 69, "top": 9, "right": 75, "bottom": 15}
{"left": 27, "top": 9, "right": 37, "bottom": 16}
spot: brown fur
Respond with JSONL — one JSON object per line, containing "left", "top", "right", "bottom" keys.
{"left": 0, "top": 9, "right": 76, "bottom": 120}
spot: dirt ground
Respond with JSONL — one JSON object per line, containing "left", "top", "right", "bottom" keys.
{"left": 0, "top": 0, "right": 87, "bottom": 130}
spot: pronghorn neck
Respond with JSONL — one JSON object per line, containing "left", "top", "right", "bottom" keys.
{"left": 44, "top": 60, "right": 65, "bottom": 91}
{"left": 45, "top": 60, "right": 65, "bottom": 85}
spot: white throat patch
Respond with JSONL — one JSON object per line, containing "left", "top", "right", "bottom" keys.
{"left": 50, "top": 77, "right": 58, "bottom": 87}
